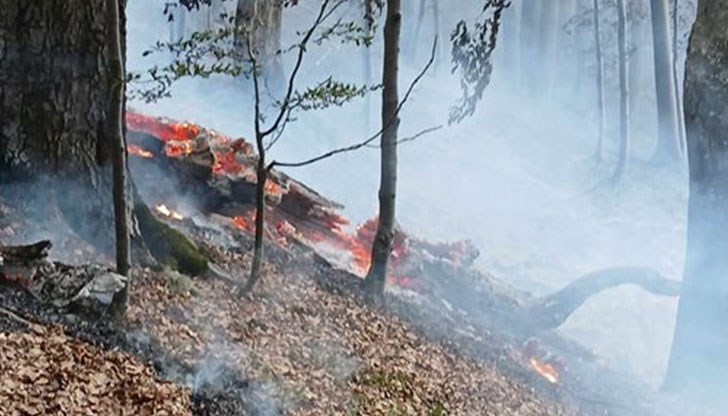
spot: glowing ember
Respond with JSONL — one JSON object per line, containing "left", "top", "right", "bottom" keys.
{"left": 233, "top": 215, "right": 253, "bottom": 232}
{"left": 126, "top": 112, "right": 201, "bottom": 142}
{"left": 155, "top": 204, "right": 184, "bottom": 221}
{"left": 127, "top": 145, "right": 154, "bottom": 159}
{"left": 165, "top": 141, "right": 194, "bottom": 158}
{"left": 265, "top": 181, "right": 284, "bottom": 198}
{"left": 528, "top": 357, "right": 560, "bottom": 384}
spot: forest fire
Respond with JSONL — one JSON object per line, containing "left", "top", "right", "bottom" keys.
{"left": 127, "top": 144, "right": 154, "bottom": 159}
{"left": 155, "top": 204, "right": 184, "bottom": 221}
{"left": 126, "top": 111, "right": 476, "bottom": 289}
{"left": 529, "top": 357, "right": 560, "bottom": 384}
{"left": 514, "top": 339, "right": 564, "bottom": 385}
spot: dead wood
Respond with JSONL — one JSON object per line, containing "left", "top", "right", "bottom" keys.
{"left": 0, "top": 240, "right": 53, "bottom": 285}
{"left": 0, "top": 240, "right": 52, "bottom": 262}
{"left": 134, "top": 201, "right": 210, "bottom": 276}
{"left": 524, "top": 267, "right": 680, "bottom": 330}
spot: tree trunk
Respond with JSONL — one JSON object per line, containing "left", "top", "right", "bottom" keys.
{"left": 0, "top": 0, "right": 119, "bottom": 254}
{"left": 242, "top": 156, "right": 267, "bottom": 294}
{"left": 593, "top": 0, "right": 606, "bottom": 161}
{"left": 664, "top": 0, "right": 728, "bottom": 399}
{"left": 107, "top": 0, "right": 132, "bottom": 315}
{"left": 539, "top": 0, "right": 560, "bottom": 97}
{"left": 651, "top": 0, "right": 682, "bottom": 164}
{"left": 519, "top": 0, "right": 541, "bottom": 93}
{"left": 363, "top": 0, "right": 375, "bottom": 132}
{"left": 671, "top": 0, "right": 687, "bottom": 155}
{"left": 627, "top": 0, "right": 651, "bottom": 142}
{"left": 501, "top": 0, "right": 522, "bottom": 84}
{"left": 613, "top": 0, "right": 631, "bottom": 182}
{"left": 234, "top": 0, "right": 284, "bottom": 90}
{"left": 365, "top": 0, "right": 401, "bottom": 297}
{"left": 411, "top": 0, "right": 427, "bottom": 60}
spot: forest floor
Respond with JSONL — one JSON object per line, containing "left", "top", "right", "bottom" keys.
{"left": 0, "top": 231, "right": 573, "bottom": 416}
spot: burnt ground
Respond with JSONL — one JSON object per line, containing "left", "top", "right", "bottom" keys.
{"left": 0, "top": 203, "right": 672, "bottom": 416}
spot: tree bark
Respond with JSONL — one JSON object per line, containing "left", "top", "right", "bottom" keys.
{"left": 613, "top": 0, "right": 631, "bottom": 182}
{"left": 671, "top": 0, "right": 687, "bottom": 155}
{"left": 651, "top": 0, "right": 682, "bottom": 164}
{"left": 0, "top": 0, "right": 119, "bottom": 254}
{"left": 664, "top": 0, "right": 728, "bottom": 399}
{"left": 107, "top": 0, "right": 132, "bottom": 315}
{"left": 363, "top": 0, "right": 375, "bottom": 132}
{"left": 234, "top": 0, "right": 284, "bottom": 90}
{"left": 365, "top": 0, "right": 401, "bottom": 297}
{"left": 593, "top": 0, "right": 606, "bottom": 161}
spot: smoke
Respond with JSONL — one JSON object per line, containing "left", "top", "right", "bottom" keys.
{"left": 126, "top": 0, "right": 698, "bottom": 407}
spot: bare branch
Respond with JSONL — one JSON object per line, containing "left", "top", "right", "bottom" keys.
{"left": 261, "top": 0, "right": 345, "bottom": 138}
{"left": 364, "top": 125, "right": 443, "bottom": 148}
{"left": 268, "top": 125, "right": 441, "bottom": 169}
{"left": 268, "top": 37, "right": 439, "bottom": 169}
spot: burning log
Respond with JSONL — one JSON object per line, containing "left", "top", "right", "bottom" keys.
{"left": 134, "top": 200, "right": 210, "bottom": 276}
{"left": 124, "top": 112, "right": 681, "bottom": 363}
{"left": 127, "top": 112, "right": 478, "bottom": 285}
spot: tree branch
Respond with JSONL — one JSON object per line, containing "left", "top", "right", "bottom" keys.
{"left": 268, "top": 38, "right": 438, "bottom": 169}
{"left": 261, "top": 0, "right": 345, "bottom": 138}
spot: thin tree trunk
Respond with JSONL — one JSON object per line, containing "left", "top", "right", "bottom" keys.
{"left": 411, "top": 0, "right": 427, "bottom": 59}
{"left": 540, "top": 1, "right": 560, "bottom": 97}
{"left": 664, "top": 0, "right": 728, "bottom": 399}
{"left": 651, "top": 0, "right": 682, "bottom": 164}
{"left": 502, "top": 0, "right": 522, "bottom": 84}
{"left": 520, "top": 0, "right": 543, "bottom": 94}
{"left": 594, "top": 0, "right": 606, "bottom": 161}
{"left": 363, "top": 0, "right": 375, "bottom": 132}
{"left": 243, "top": 155, "right": 267, "bottom": 293}
{"left": 613, "top": 0, "right": 630, "bottom": 182}
{"left": 672, "top": 0, "right": 687, "bottom": 155}
{"left": 107, "top": 0, "right": 132, "bottom": 315}
{"left": 241, "top": 56, "right": 267, "bottom": 295}
{"left": 365, "top": 0, "right": 401, "bottom": 297}
{"left": 627, "top": 0, "right": 650, "bottom": 140}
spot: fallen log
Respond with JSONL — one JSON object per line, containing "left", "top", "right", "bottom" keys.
{"left": 0, "top": 240, "right": 52, "bottom": 285}
{"left": 124, "top": 111, "right": 680, "bottom": 340}
{"left": 524, "top": 267, "right": 680, "bottom": 330}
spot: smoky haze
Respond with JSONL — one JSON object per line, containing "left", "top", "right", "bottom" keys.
{"left": 126, "top": 0, "right": 696, "bottom": 393}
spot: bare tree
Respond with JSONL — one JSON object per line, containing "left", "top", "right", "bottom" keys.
{"left": 671, "top": 0, "right": 686, "bottom": 155}
{"left": 364, "top": 0, "right": 402, "bottom": 297}
{"left": 108, "top": 0, "right": 132, "bottom": 315}
{"left": 613, "top": 0, "right": 630, "bottom": 182}
{"left": 593, "top": 0, "right": 606, "bottom": 161}
{"left": 651, "top": 0, "right": 682, "bottom": 164}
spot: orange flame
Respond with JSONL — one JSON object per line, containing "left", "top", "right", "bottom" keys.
{"left": 128, "top": 145, "right": 154, "bottom": 159}
{"left": 155, "top": 204, "right": 184, "bottom": 221}
{"left": 165, "top": 141, "right": 195, "bottom": 158}
{"left": 528, "top": 358, "right": 560, "bottom": 384}
{"left": 126, "top": 112, "right": 201, "bottom": 142}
